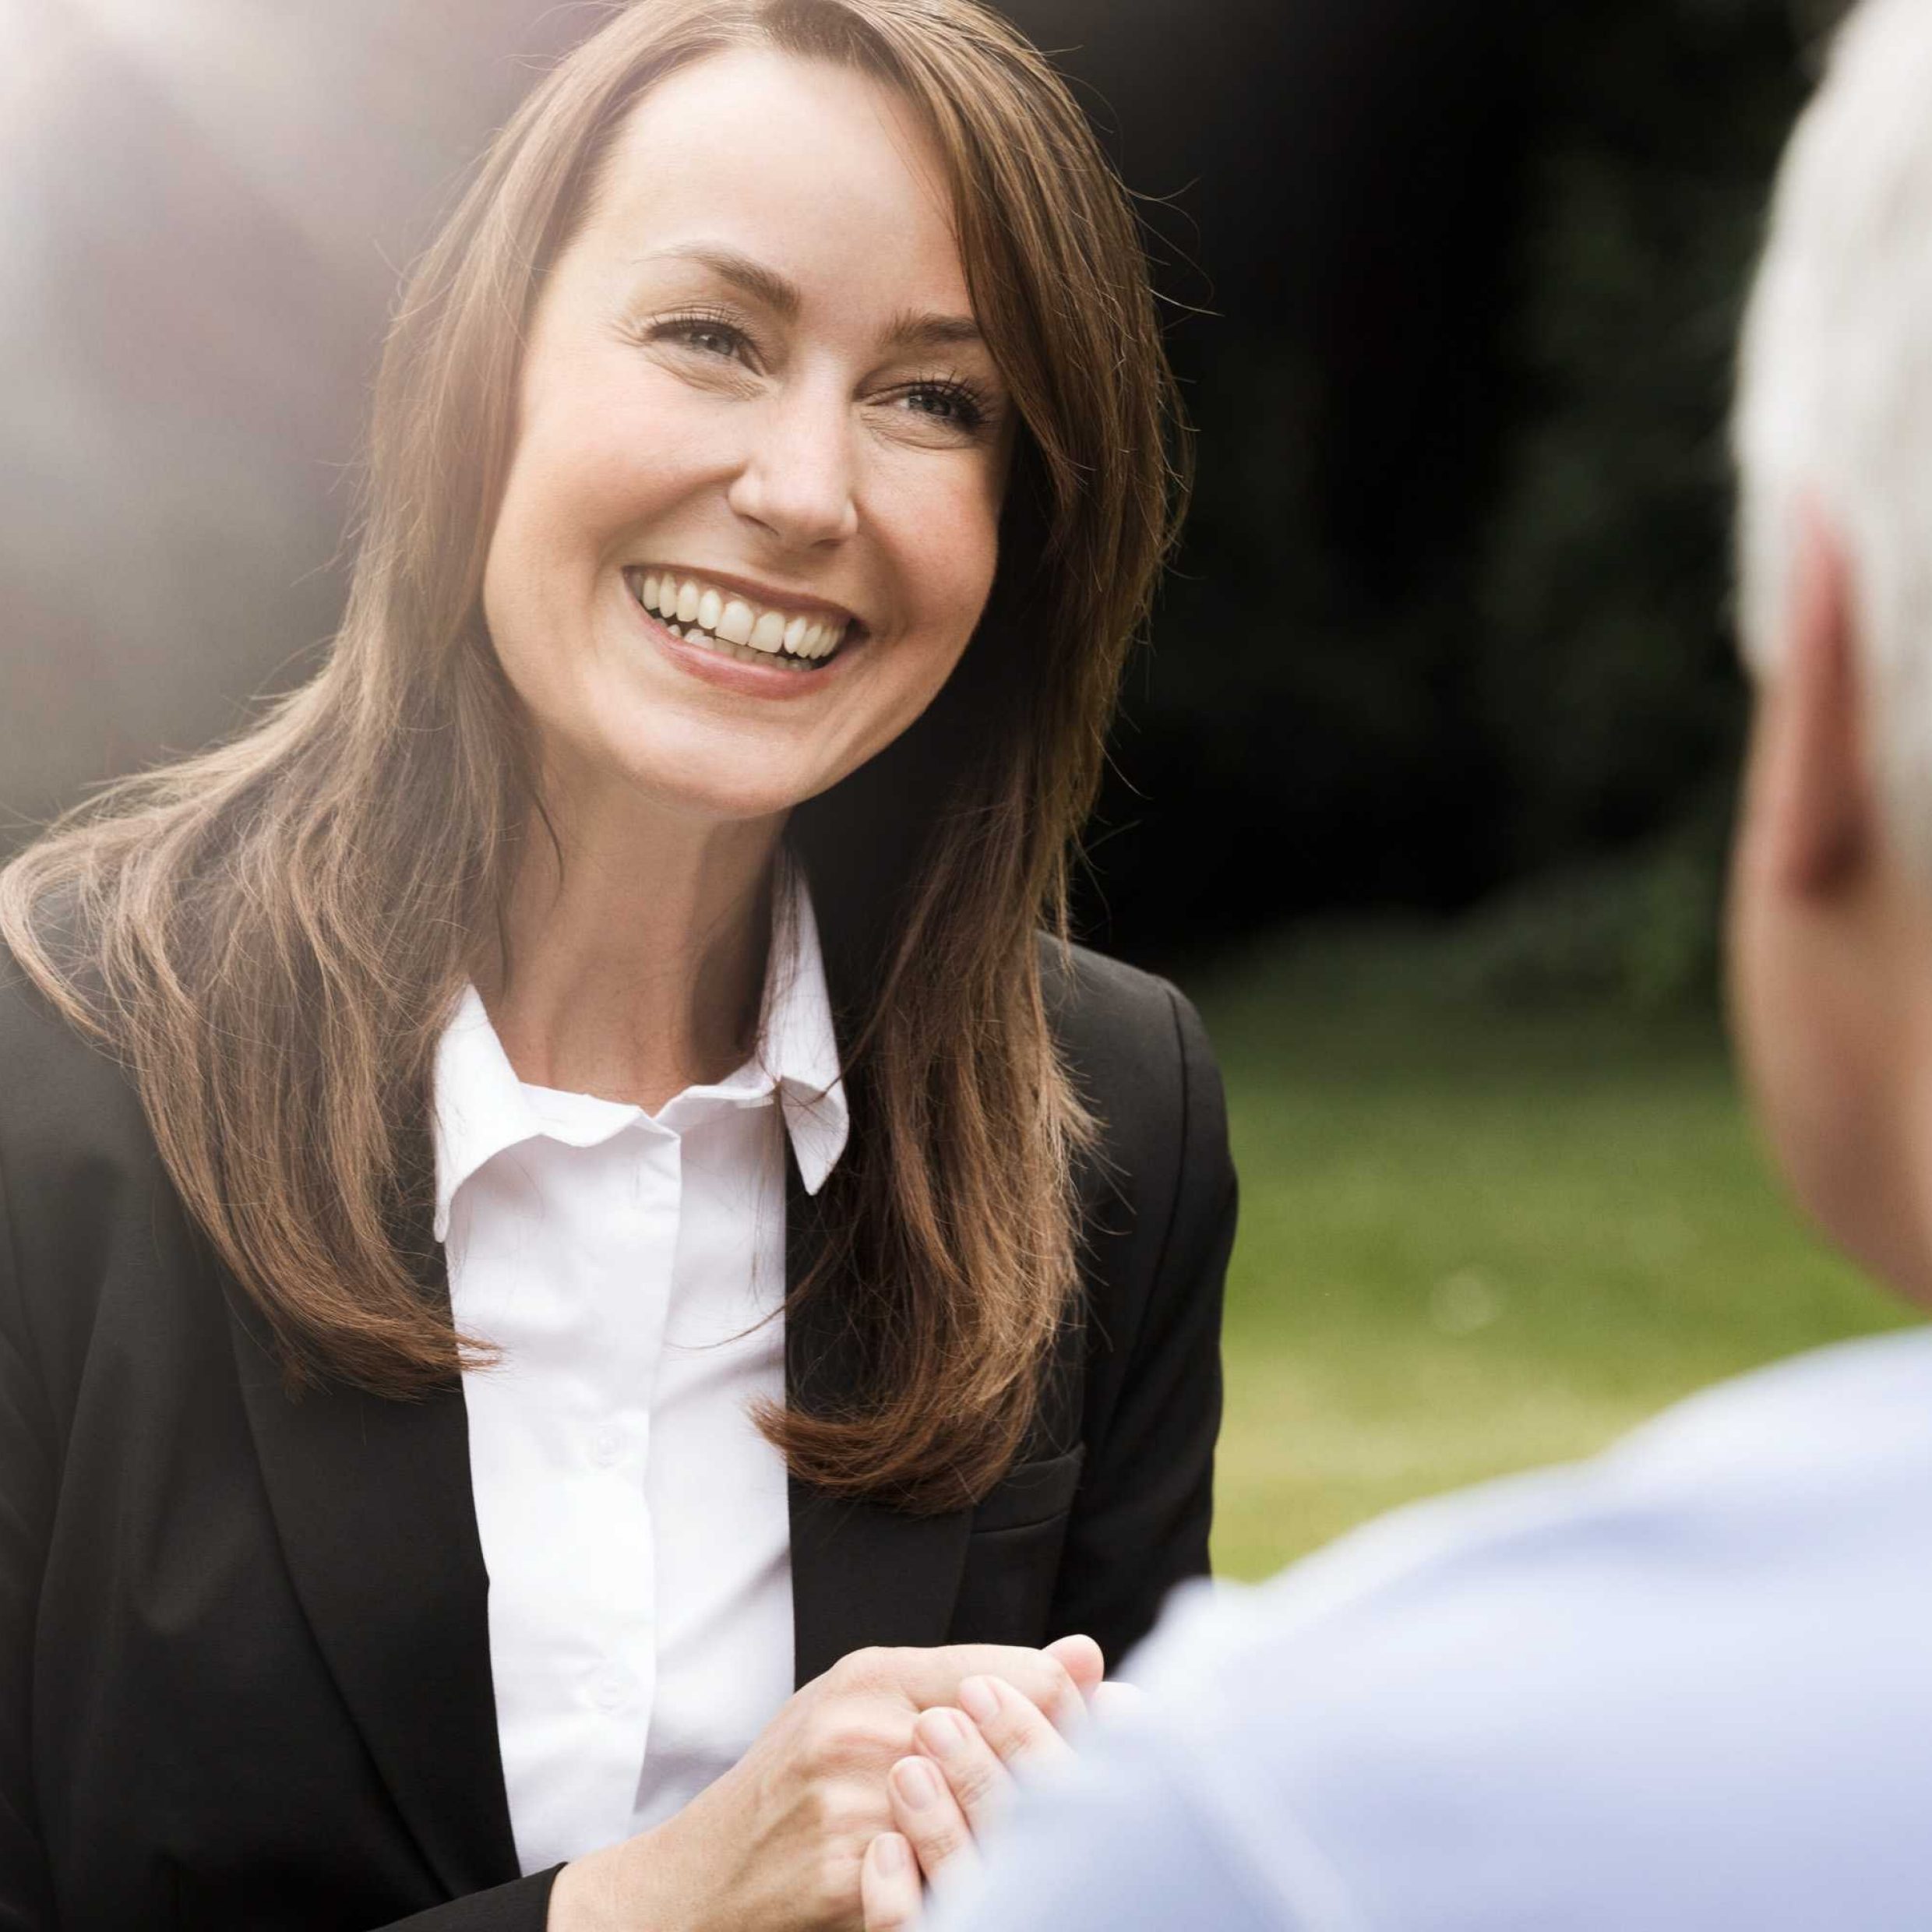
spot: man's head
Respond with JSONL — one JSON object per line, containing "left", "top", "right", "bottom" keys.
{"left": 1729, "top": 0, "right": 1932, "bottom": 1304}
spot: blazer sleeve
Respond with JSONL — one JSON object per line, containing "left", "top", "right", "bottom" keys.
{"left": 372, "top": 1874, "right": 560, "bottom": 1930}
{"left": 1049, "top": 980, "right": 1237, "bottom": 1669}
{"left": 0, "top": 1130, "right": 59, "bottom": 1929}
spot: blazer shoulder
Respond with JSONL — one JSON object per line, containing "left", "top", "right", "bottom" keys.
{"left": 0, "top": 933, "right": 196, "bottom": 1421}
{"left": 1041, "top": 931, "right": 1214, "bottom": 1077}
{"left": 0, "top": 935, "right": 163, "bottom": 1282}
{"left": 0, "top": 936, "right": 145, "bottom": 1155}
{"left": 1038, "top": 936, "right": 1225, "bottom": 1187}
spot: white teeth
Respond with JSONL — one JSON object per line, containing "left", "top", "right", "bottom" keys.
{"left": 686, "top": 626, "right": 814, "bottom": 670}
{"left": 628, "top": 569, "right": 851, "bottom": 665}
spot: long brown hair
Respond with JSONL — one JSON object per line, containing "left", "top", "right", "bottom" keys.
{"left": 0, "top": 0, "right": 1186, "bottom": 1512}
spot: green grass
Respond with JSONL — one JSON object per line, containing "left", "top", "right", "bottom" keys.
{"left": 1197, "top": 933, "right": 1913, "bottom": 1581}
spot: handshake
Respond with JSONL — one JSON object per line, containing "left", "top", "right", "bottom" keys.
{"left": 552, "top": 1634, "right": 1128, "bottom": 1931}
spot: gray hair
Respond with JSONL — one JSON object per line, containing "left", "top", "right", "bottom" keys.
{"left": 1734, "top": 0, "right": 1932, "bottom": 869}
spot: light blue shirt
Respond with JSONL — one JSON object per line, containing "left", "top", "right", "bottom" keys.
{"left": 937, "top": 1328, "right": 1932, "bottom": 1931}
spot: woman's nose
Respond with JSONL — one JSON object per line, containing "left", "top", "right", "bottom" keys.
{"left": 726, "top": 381, "right": 861, "bottom": 548}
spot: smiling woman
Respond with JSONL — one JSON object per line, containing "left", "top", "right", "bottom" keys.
{"left": 0, "top": 5, "right": 1233, "bottom": 1930}
{"left": 481, "top": 48, "right": 1013, "bottom": 822}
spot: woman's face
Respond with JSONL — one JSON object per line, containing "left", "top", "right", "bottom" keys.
{"left": 481, "top": 47, "right": 1014, "bottom": 827}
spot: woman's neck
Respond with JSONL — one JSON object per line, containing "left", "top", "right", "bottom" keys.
{"left": 476, "top": 773, "right": 788, "bottom": 1112}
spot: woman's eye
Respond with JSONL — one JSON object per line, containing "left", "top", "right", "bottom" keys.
{"left": 653, "top": 316, "right": 749, "bottom": 361}
{"left": 897, "top": 382, "right": 989, "bottom": 434}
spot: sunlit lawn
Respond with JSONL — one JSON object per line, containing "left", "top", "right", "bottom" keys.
{"left": 1197, "top": 936, "right": 1914, "bottom": 1581}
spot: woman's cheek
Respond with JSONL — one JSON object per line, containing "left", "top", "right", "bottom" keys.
{"left": 539, "top": 411, "right": 677, "bottom": 533}
{"left": 897, "top": 471, "right": 1003, "bottom": 645}
{"left": 519, "top": 354, "right": 714, "bottom": 531}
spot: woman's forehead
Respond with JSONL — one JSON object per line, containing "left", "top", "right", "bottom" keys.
{"left": 581, "top": 46, "right": 974, "bottom": 319}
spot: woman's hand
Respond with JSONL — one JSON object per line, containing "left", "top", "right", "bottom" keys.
{"left": 858, "top": 1671, "right": 1080, "bottom": 1931}
{"left": 549, "top": 1636, "right": 1102, "bottom": 1932}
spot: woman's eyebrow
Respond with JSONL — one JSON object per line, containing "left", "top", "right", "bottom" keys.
{"left": 634, "top": 242, "right": 983, "bottom": 354}
{"left": 882, "top": 309, "right": 985, "bottom": 354}
{"left": 639, "top": 242, "right": 802, "bottom": 319}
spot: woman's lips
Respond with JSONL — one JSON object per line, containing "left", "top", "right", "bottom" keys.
{"left": 623, "top": 576, "right": 865, "bottom": 699}
{"left": 626, "top": 566, "right": 857, "bottom": 665}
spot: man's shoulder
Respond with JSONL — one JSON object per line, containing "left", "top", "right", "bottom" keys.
{"left": 1151, "top": 1326, "right": 1932, "bottom": 1656}
{"left": 1130, "top": 1331, "right": 1932, "bottom": 1927}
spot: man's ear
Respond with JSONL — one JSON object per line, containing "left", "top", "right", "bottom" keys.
{"left": 1754, "top": 507, "right": 1873, "bottom": 897}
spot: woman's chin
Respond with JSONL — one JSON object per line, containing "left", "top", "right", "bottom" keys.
{"left": 554, "top": 728, "right": 822, "bottom": 826}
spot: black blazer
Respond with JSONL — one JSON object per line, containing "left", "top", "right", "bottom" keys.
{"left": 0, "top": 940, "right": 1234, "bottom": 1931}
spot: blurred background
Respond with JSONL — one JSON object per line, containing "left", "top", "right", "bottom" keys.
{"left": 2, "top": 0, "right": 1910, "bottom": 1575}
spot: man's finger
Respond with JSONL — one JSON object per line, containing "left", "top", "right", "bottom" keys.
{"left": 911, "top": 1704, "right": 1019, "bottom": 1836}
{"left": 957, "top": 1673, "right": 1077, "bottom": 1783}
{"left": 861, "top": 1831, "right": 924, "bottom": 1932}
{"left": 1044, "top": 1632, "right": 1105, "bottom": 1702}
{"left": 889, "top": 1752, "right": 982, "bottom": 1887}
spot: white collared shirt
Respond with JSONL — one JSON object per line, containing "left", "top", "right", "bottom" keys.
{"left": 431, "top": 872, "right": 848, "bottom": 1877}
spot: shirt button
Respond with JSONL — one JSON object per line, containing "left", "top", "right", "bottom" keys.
{"left": 591, "top": 1425, "right": 624, "bottom": 1468}
{"left": 591, "top": 1666, "right": 629, "bottom": 1713}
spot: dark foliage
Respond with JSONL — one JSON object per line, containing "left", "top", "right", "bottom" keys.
{"left": 1070, "top": 0, "right": 1814, "bottom": 992}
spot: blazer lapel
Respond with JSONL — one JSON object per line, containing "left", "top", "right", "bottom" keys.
{"left": 784, "top": 1146, "right": 972, "bottom": 1687}
{"left": 226, "top": 1204, "right": 519, "bottom": 1897}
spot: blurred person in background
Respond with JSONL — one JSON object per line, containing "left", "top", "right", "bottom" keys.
{"left": 0, "top": 2, "right": 1234, "bottom": 1927}
{"left": 851, "top": 1, "right": 1932, "bottom": 1925}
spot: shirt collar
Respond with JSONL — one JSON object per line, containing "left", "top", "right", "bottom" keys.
{"left": 430, "top": 862, "right": 849, "bottom": 1243}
